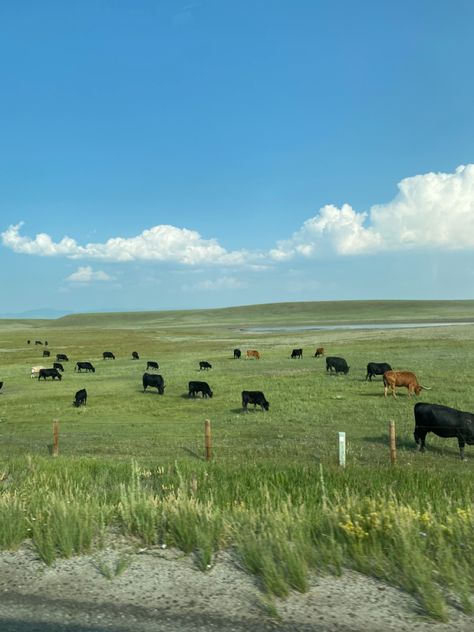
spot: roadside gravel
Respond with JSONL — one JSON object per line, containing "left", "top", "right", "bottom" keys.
{"left": 0, "top": 544, "right": 473, "bottom": 632}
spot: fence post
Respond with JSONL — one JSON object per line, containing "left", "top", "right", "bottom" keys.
{"left": 389, "top": 420, "right": 396, "bottom": 465}
{"left": 204, "top": 419, "right": 212, "bottom": 461}
{"left": 52, "top": 420, "right": 59, "bottom": 457}
{"left": 338, "top": 431, "right": 346, "bottom": 467}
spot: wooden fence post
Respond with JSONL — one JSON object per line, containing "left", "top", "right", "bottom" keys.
{"left": 205, "top": 419, "right": 212, "bottom": 461}
{"left": 338, "top": 431, "right": 346, "bottom": 467}
{"left": 389, "top": 419, "right": 396, "bottom": 465}
{"left": 52, "top": 420, "right": 59, "bottom": 458}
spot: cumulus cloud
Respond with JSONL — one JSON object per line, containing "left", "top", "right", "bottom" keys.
{"left": 66, "top": 266, "right": 113, "bottom": 283}
{"left": 270, "top": 164, "right": 474, "bottom": 259}
{"left": 1, "top": 222, "right": 250, "bottom": 266}
{"left": 3, "top": 165, "right": 474, "bottom": 267}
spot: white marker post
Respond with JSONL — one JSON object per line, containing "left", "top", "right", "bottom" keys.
{"left": 338, "top": 431, "right": 346, "bottom": 467}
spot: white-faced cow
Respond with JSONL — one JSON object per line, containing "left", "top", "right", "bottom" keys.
{"left": 142, "top": 373, "right": 165, "bottom": 394}
{"left": 414, "top": 402, "right": 474, "bottom": 460}
{"left": 188, "top": 381, "right": 213, "bottom": 398}
{"left": 242, "top": 391, "right": 269, "bottom": 411}
{"left": 199, "top": 361, "right": 212, "bottom": 370}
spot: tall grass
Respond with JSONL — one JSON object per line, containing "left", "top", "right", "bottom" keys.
{"left": 0, "top": 456, "right": 472, "bottom": 619}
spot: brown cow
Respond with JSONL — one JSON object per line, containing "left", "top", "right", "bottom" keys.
{"left": 383, "top": 371, "right": 431, "bottom": 398}
{"left": 246, "top": 350, "right": 260, "bottom": 360}
{"left": 314, "top": 347, "right": 325, "bottom": 357}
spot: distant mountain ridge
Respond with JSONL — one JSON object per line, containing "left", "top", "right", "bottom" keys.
{"left": 0, "top": 308, "right": 72, "bottom": 319}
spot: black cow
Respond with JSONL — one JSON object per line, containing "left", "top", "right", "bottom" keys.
{"left": 143, "top": 373, "right": 165, "bottom": 394}
{"left": 53, "top": 362, "right": 64, "bottom": 372}
{"left": 43, "top": 350, "right": 51, "bottom": 357}
{"left": 27, "top": 340, "right": 31, "bottom": 345}
{"left": 56, "top": 354, "right": 69, "bottom": 362}
{"left": 242, "top": 390, "right": 269, "bottom": 411}
{"left": 188, "top": 381, "right": 213, "bottom": 398}
{"left": 199, "top": 361, "right": 212, "bottom": 370}
{"left": 326, "top": 356, "right": 350, "bottom": 375}
{"left": 73, "top": 388, "right": 87, "bottom": 407}
{"left": 38, "top": 368, "right": 62, "bottom": 380}
{"left": 44, "top": 341, "right": 48, "bottom": 346}
{"left": 103, "top": 351, "right": 115, "bottom": 360}
{"left": 366, "top": 362, "right": 392, "bottom": 382}
{"left": 132, "top": 351, "right": 139, "bottom": 360}
{"left": 0, "top": 381, "right": 3, "bottom": 392}
{"left": 233, "top": 349, "right": 241, "bottom": 359}
{"left": 75, "top": 362, "right": 96, "bottom": 373}
{"left": 146, "top": 361, "right": 159, "bottom": 370}
{"left": 414, "top": 402, "right": 474, "bottom": 460}
{"left": 35, "top": 340, "right": 43, "bottom": 345}
{"left": 291, "top": 348, "right": 303, "bottom": 359}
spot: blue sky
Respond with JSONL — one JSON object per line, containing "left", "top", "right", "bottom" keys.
{"left": 1, "top": 0, "right": 474, "bottom": 315}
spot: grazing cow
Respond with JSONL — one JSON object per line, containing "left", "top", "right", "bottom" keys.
{"left": 0, "top": 381, "right": 3, "bottom": 392}
{"left": 326, "top": 356, "right": 350, "bottom": 374}
{"left": 31, "top": 366, "right": 46, "bottom": 378}
{"left": 314, "top": 347, "right": 325, "bottom": 357}
{"left": 366, "top": 362, "right": 392, "bottom": 382}
{"left": 414, "top": 402, "right": 474, "bottom": 460}
{"left": 56, "top": 354, "right": 69, "bottom": 362}
{"left": 199, "top": 361, "right": 212, "bottom": 370}
{"left": 188, "top": 381, "right": 213, "bottom": 398}
{"left": 233, "top": 348, "right": 241, "bottom": 359}
{"left": 132, "top": 351, "right": 139, "bottom": 360}
{"left": 27, "top": 340, "right": 31, "bottom": 345}
{"left": 146, "top": 361, "right": 159, "bottom": 370}
{"left": 73, "top": 388, "right": 87, "bottom": 407}
{"left": 103, "top": 351, "right": 115, "bottom": 360}
{"left": 38, "top": 368, "right": 62, "bottom": 380}
{"left": 142, "top": 372, "right": 165, "bottom": 394}
{"left": 291, "top": 348, "right": 303, "bottom": 359}
{"left": 35, "top": 340, "right": 43, "bottom": 345}
{"left": 242, "top": 390, "right": 269, "bottom": 411}
{"left": 383, "top": 371, "right": 430, "bottom": 398}
{"left": 246, "top": 350, "right": 260, "bottom": 360}
{"left": 75, "top": 362, "right": 96, "bottom": 373}
{"left": 43, "top": 350, "right": 51, "bottom": 357}
{"left": 53, "top": 362, "right": 64, "bottom": 372}
{"left": 44, "top": 341, "right": 48, "bottom": 346}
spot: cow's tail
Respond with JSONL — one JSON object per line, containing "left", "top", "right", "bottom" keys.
{"left": 420, "top": 385, "right": 432, "bottom": 390}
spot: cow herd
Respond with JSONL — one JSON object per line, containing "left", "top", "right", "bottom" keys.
{"left": 2, "top": 339, "right": 473, "bottom": 460}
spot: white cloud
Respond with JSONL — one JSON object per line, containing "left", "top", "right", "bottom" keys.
{"left": 3, "top": 165, "right": 474, "bottom": 268}
{"left": 270, "top": 164, "right": 474, "bottom": 258}
{"left": 66, "top": 266, "right": 113, "bottom": 283}
{"left": 1, "top": 222, "right": 251, "bottom": 266}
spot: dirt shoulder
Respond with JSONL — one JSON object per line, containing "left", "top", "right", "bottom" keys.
{"left": 0, "top": 545, "right": 472, "bottom": 632}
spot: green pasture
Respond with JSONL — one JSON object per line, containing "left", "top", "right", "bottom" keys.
{"left": 0, "top": 300, "right": 474, "bottom": 619}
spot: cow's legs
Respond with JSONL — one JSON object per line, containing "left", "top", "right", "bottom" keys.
{"left": 457, "top": 436, "right": 466, "bottom": 460}
{"left": 414, "top": 429, "right": 427, "bottom": 452}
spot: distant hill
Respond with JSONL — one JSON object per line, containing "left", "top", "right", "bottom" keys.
{"left": 49, "top": 300, "right": 474, "bottom": 329}
{"left": 0, "top": 308, "right": 72, "bottom": 319}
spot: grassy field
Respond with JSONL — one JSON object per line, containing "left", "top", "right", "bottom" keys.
{"left": 0, "top": 300, "right": 473, "bottom": 619}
